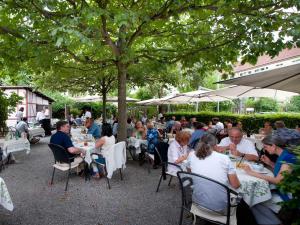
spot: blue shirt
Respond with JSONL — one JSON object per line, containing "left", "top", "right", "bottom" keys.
{"left": 274, "top": 149, "right": 296, "bottom": 201}
{"left": 147, "top": 128, "right": 159, "bottom": 153}
{"left": 87, "top": 123, "right": 101, "bottom": 139}
{"left": 189, "top": 129, "right": 206, "bottom": 147}
{"left": 50, "top": 131, "right": 76, "bottom": 159}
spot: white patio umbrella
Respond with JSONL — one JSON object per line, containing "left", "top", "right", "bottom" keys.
{"left": 208, "top": 85, "right": 298, "bottom": 100}
{"left": 72, "top": 95, "right": 139, "bottom": 103}
{"left": 218, "top": 63, "right": 300, "bottom": 94}
{"left": 167, "top": 92, "right": 233, "bottom": 103}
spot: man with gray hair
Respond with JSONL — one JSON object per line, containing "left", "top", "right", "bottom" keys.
{"left": 216, "top": 127, "right": 258, "bottom": 161}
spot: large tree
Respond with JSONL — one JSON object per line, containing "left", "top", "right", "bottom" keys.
{"left": 1, "top": 0, "right": 299, "bottom": 140}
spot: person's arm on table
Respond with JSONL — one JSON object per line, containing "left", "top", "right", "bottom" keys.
{"left": 243, "top": 164, "right": 291, "bottom": 184}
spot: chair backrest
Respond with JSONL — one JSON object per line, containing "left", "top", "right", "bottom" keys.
{"left": 177, "top": 171, "right": 236, "bottom": 225}
{"left": 48, "top": 143, "right": 71, "bottom": 164}
{"left": 156, "top": 141, "right": 169, "bottom": 163}
{"left": 114, "top": 141, "right": 126, "bottom": 168}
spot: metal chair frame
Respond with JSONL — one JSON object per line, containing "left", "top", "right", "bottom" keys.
{"left": 177, "top": 171, "right": 239, "bottom": 225}
{"left": 48, "top": 143, "right": 84, "bottom": 191}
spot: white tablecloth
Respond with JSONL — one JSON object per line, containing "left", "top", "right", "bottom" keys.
{"left": 236, "top": 163, "right": 273, "bottom": 207}
{"left": 73, "top": 142, "right": 96, "bottom": 164}
{"left": 127, "top": 137, "right": 147, "bottom": 154}
{"left": 0, "top": 177, "right": 13, "bottom": 211}
{"left": 28, "top": 127, "right": 45, "bottom": 139}
{"left": 3, "top": 138, "right": 31, "bottom": 157}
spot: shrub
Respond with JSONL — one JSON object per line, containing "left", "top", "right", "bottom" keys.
{"left": 165, "top": 111, "right": 300, "bottom": 134}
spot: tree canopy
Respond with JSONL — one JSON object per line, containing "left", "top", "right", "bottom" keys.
{"left": 1, "top": 0, "right": 299, "bottom": 140}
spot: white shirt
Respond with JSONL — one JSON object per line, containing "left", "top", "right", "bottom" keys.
{"left": 36, "top": 111, "right": 45, "bottom": 122}
{"left": 102, "top": 136, "right": 116, "bottom": 151}
{"left": 187, "top": 151, "right": 236, "bottom": 212}
{"left": 218, "top": 137, "right": 258, "bottom": 156}
{"left": 214, "top": 122, "right": 224, "bottom": 133}
{"left": 85, "top": 111, "right": 92, "bottom": 119}
{"left": 187, "top": 151, "right": 236, "bottom": 185}
{"left": 168, "top": 140, "right": 188, "bottom": 174}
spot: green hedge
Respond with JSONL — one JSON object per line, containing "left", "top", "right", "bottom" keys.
{"left": 165, "top": 112, "right": 300, "bottom": 134}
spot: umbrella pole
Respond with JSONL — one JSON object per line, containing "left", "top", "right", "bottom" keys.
{"left": 195, "top": 102, "right": 199, "bottom": 112}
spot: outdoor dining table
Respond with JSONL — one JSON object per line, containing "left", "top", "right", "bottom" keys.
{"left": 73, "top": 141, "right": 96, "bottom": 164}
{"left": 127, "top": 137, "right": 147, "bottom": 154}
{"left": 234, "top": 160, "right": 273, "bottom": 207}
{"left": 0, "top": 177, "right": 14, "bottom": 211}
{"left": 2, "top": 137, "right": 31, "bottom": 157}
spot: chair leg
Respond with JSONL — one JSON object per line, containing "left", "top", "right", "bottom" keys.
{"left": 168, "top": 176, "right": 173, "bottom": 186}
{"left": 50, "top": 167, "right": 55, "bottom": 185}
{"left": 147, "top": 157, "right": 152, "bottom": 174}
{"left": 65, "top": 169, "right": 71, "bottom": 191}
{"left": 119, "top": 168, "right": 123, "bottom": 180}
{"left": 104, "top": 166, "right": 111, "bottom": 189}
{"left": 156, "top": 175, "right": 163, "bottom": 193}
{"left": 179, "top": 207, "right": 184, "bottom": 225}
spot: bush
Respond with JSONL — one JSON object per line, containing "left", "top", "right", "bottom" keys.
{"left": 165, "top": 111, "right": 300, "bottom": 134}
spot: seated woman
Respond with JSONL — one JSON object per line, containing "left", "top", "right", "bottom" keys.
{"left": 187, "top": 133, "right": 240, "bottom": 213}
{"left": 132, "top": 121, "right": 146, "bottom": 139}
{"left": 243, "top": 135, "right": 296, "bottom": 225}
{"left": 259, "top": 121, "right": 273, "bottom": 135}
{"left": 168, "top": 131, "right": 191, "bottom": 174}
{"left": 92, "top": 123, "right": 116, "bottom": 178}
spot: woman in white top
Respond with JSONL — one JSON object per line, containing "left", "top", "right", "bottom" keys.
{"left": 93, "top": 123, "right": 115, "bottom": 178}
{"left": 187, "top": 133, "right": 240, "bottom": 213}
{"left": 168, "top": 131, "right": 191, "bottom": 174}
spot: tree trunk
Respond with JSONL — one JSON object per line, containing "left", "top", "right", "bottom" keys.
{"left": 102, "top": 90, "right": 107, "bottom": 123}
{"left": 101, "top": 79, "right": 107, "bottom": 123}
{"left": 117, "top": 62, "right": 127, "bottom": 141}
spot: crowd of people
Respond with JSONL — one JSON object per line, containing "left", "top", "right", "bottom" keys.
{"left": 46, "top": 112, "right": 298, "bottom": 225}
{"left": 123, "top": 114, "right": 298, "bottom": 225}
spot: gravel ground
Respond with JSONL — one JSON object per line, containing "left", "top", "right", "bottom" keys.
{"left": 0, "top": 137, "right": 194, "bottom": 225}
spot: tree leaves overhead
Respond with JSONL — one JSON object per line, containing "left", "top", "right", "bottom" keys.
{"left": 1, "top": 0, "right": 299, "bottom": 139}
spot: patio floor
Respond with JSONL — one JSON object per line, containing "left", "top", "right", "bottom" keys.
{"left": 0, "top": 137, "right": 190, "bottom": 225}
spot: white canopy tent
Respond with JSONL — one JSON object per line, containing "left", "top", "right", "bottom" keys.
{"left": 207, "top": 85, "right": 298, "bottom": 100}
{"left": 218, "top": 63, "right": 300, "bottom": 94}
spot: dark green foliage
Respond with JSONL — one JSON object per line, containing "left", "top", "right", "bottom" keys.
{"left": 0, "top": 90, "right": 22, "bottom": 136}
{"left": 287, "top": 96, "right": 300, "bottom": 112}
{"left": 165, "top": 112, "right": 300, "bottom": 134}
{"left": 279, "top": 146, "right": 300, "bottom": 225}
{"left": 253, "top": 97, "right": 279, "bottom": 112}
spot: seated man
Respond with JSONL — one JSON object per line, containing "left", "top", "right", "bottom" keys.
{"left": 85, "top": 118, "right": 101, "bottom": 139}
{"left": 50, "top": 121, "right": 85, "bottom": 162}
{"left": 16, "top": 117, "right": 39, "bottom": 144}
{"left": 16, "top": 117, "right": 29, "bottom": 138}
{"left": 216, "top": 127, "right": 258, "bottom": 161}
{"left": 212, "top": 117, "right": 224, "bottom": 134}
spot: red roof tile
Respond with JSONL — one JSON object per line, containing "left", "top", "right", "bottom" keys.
{"left": 234, "top": 48, "right": 300, "bottom": 73}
